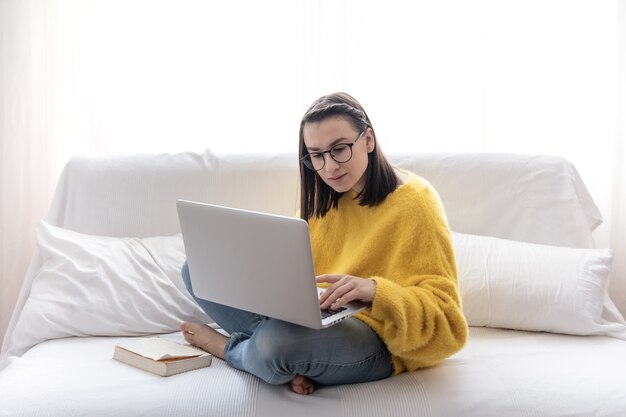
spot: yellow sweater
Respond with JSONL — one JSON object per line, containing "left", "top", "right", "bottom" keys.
{"left": 308, "top": 172, "right": 468, "bottom": 374}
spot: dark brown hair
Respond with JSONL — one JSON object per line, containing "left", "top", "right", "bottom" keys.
{"left": 299, "top": 92, "right": 398, "bottom": 221}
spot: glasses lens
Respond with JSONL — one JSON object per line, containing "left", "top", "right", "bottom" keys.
{"left": 330, "top": 144, "right": 352, "bottom": 163}
{"left": 303, "top": 154, "right": 324, "bottom": 171}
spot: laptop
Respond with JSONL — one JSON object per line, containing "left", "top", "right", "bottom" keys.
{"left": 176, "top": 200, "right": 367, "bottom": 329}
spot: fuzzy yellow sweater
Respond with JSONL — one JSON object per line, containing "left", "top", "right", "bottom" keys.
{"left": 308, "top": 172, "right": 468, "bottom": 374}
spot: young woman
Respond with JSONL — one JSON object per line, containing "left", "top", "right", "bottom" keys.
{"left": 180, "top": 92, "right": 467, "bottom": 395}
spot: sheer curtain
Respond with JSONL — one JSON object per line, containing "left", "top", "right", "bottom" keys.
{"left": 1, "top": 0, "right": 64, "bottom": 347}
{"left": 1, "top": 0, "right": 625, "bottom": 346}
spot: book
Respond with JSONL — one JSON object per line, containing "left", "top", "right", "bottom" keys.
{"left": 113, "top": 337, "right": 212, "bottom": 377}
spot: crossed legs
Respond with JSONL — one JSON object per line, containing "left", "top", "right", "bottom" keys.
{"left": 180, "top": 261, "right": 392, "bottom": 395}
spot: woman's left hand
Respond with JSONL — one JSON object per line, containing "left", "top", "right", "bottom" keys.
{"left": 316, "top": 274, "right": 376, "bottom": 310}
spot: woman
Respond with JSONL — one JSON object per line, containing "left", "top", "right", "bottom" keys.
{"left": 180, "top": 92, "right": 467, "bottom": 395}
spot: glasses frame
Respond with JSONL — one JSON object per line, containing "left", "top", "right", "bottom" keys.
{"left": 301, "top": 130, "right": 366, "bottom": 171}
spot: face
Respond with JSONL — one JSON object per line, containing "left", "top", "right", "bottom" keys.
{"left": 302, "top": 116, "right": 375, "bottom": 194}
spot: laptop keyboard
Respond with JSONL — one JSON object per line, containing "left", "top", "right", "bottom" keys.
{"left": 321, "top": 307, "right": 347, "bottom": 319}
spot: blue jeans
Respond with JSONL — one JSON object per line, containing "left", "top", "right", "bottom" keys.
{"left": 181, "top": 261, "right": 393, "bottom": 386}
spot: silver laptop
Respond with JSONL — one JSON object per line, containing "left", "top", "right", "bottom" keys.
{"left": 177, "top": 200, "right": 367, "bottom": 329}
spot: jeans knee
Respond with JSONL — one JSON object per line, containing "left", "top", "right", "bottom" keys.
{"left": 250, "top": 321, "right": 311, "bottom": 373}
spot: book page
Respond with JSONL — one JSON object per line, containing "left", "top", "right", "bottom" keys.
{"left": 117, "top": 337, "right": 206, "bottom": 361}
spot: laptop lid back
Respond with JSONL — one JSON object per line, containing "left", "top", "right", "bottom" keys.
{"left": 177, "top": 200, "right": 325, "bottom": 329}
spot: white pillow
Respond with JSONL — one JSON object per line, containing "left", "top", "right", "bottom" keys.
{"left": 9, "top": 221, "right": 212, "bottom": 356}
{"left": 453, "top": 232, "right": 626, "bottom": 338}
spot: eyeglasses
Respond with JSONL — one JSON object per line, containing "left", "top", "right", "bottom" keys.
{"left": 301, "top": 130, "right": 365, "bottom": 171}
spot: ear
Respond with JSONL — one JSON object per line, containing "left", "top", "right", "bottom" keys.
{"left": 365, "top": 129, "right": 376, "bottom": 153}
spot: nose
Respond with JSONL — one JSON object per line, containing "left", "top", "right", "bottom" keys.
{"left": 323, "top": 153, "right": 341, "bottom": 172}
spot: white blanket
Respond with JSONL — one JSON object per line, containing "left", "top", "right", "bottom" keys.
{"left": 1, "top": 327, "right": 625, "bottom": 417}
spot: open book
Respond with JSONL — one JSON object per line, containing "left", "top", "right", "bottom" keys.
{"left": 113, "top": 337, "right": 212, "bottom": 377}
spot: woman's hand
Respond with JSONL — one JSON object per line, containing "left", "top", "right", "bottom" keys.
{"left": 316, "top": 274, "right": 376, "bottom": 310}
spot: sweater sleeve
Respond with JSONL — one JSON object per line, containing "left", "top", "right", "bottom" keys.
{"left": 361, "top": 185, "right": 468, "bottom": 372}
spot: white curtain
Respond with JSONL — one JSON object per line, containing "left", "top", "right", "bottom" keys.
{"left": 1, "top": 0, "right": 625, "bottom": 346}
{"left": 1, "top": 0, "right": 63, "bottom": 347}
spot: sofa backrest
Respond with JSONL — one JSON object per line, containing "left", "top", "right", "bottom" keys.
{"left": 46, "top": 151, "right": 602, "bottom": 248}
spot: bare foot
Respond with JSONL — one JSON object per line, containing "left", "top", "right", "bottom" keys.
{"left": 180, "top": 322, "right": 228, "bottom": 360}
{"left": 290, "top": 374, "right": 315, "bottom": 395}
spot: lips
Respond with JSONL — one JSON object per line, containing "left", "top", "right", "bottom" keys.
{"left": 328, "top": 173, "right": 347, "bottom": 181}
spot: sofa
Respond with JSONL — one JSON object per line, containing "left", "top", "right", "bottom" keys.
{"left": 1, "top": 151, "right": 625, "bottom": 417}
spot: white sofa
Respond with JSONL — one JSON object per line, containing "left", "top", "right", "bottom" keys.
{"left": 1, "top": 151, "right": 626, "bottom": 417}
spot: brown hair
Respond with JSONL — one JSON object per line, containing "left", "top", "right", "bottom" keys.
{"left": 299, "top": 92, "right": 398, "bottom": 221}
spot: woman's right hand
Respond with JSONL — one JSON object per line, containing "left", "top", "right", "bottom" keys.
{"left": 316, "top": 274, "right": 376, "bottom": 310}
